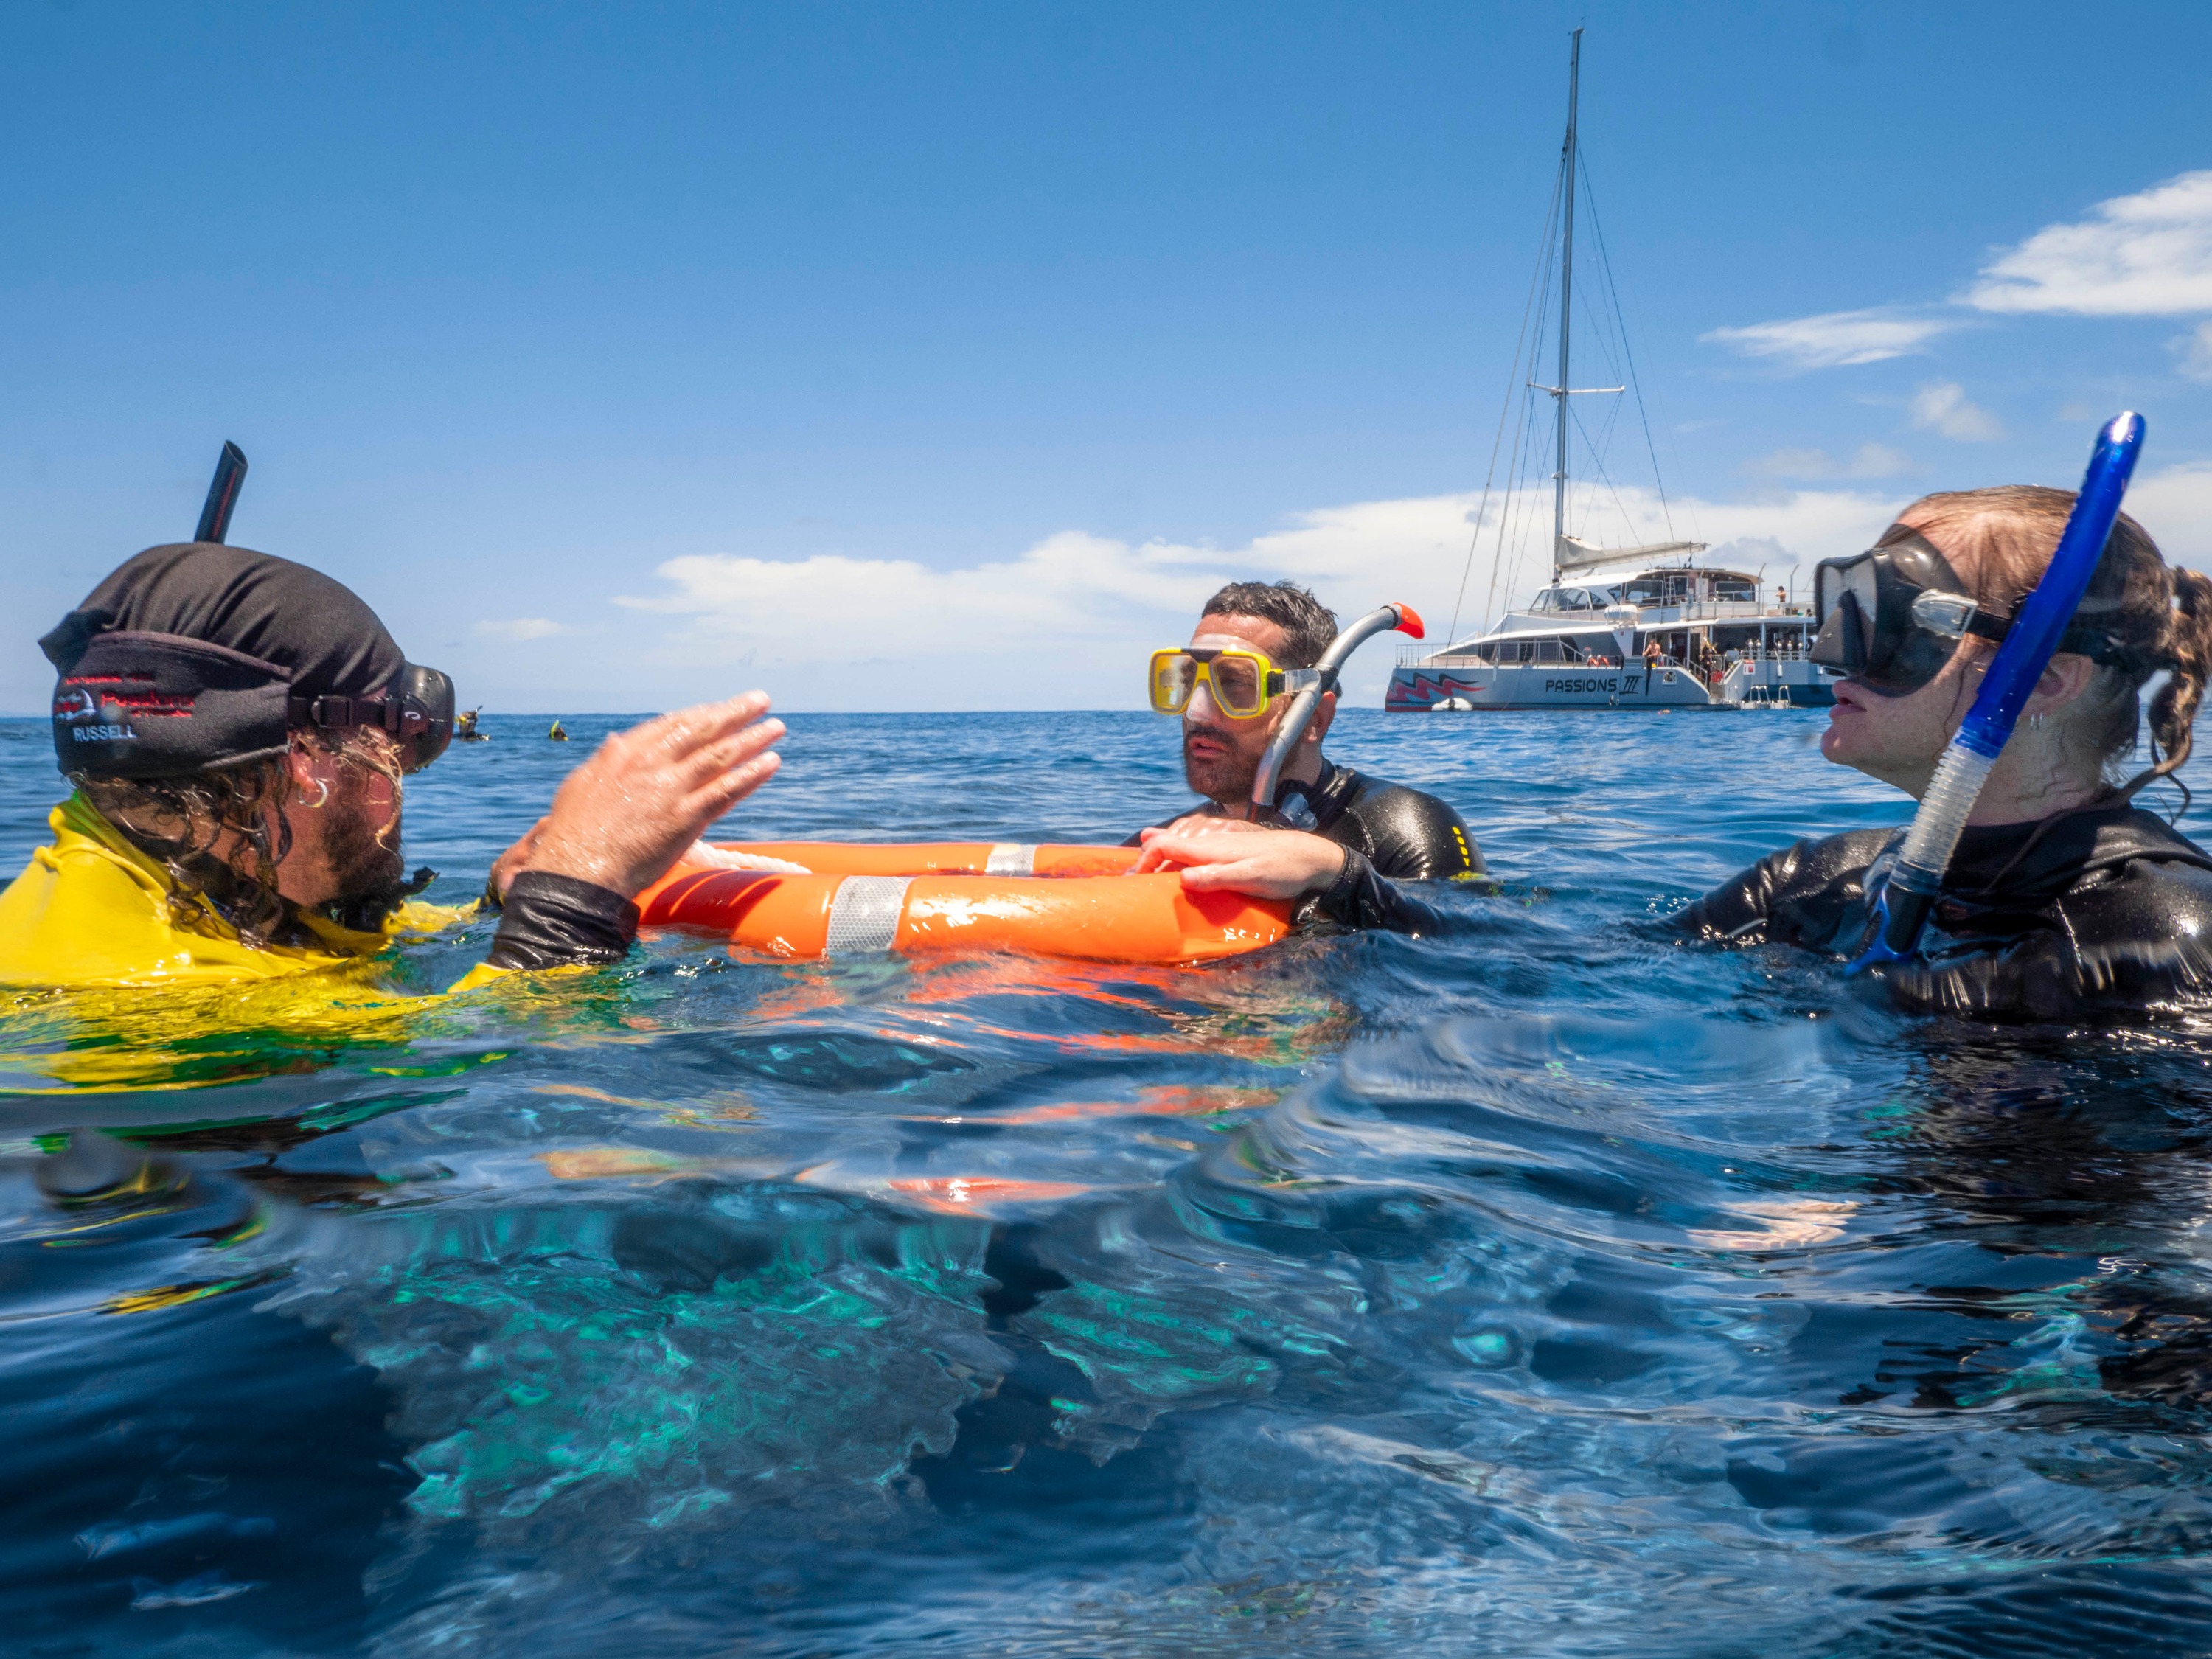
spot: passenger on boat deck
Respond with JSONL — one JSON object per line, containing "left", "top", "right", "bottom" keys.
{"left": 1127, "top": 580, "right": 1484, "bottom": 933}
{"left": 0, "top": 541, "right": 785, "bottom": 989}
{"left": 1679, "top": 487, "right": 2212, "bottom": 1020}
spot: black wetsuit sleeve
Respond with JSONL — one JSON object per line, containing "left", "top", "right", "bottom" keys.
{"left": 1677, "top": 831, "right": 1890, "bottom": 950}
{"left": 487, "top": 870, "right": 639, "bottom": 970}
{"left": 1304, "top": 847, "right": 1462, "bottom": 933}
{"left": 1676, "top": 844, "right": 1801, "bottom": 941}
{"left": 1341, "top": 784, "right": 1484, "bottom": 881}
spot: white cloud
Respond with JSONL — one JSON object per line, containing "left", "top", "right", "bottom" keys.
{"left": 618, "top": 534, "right": 1220, "bottom": 639}
{"left": 1642, "top": 489, "right": 1899, "bottom": 573}
{"left": 2174, "top": 321, "right": 2212, "bottom": 384}
{"left": 615, "top": 484, "right": 1903, "bottom": 703}
{"left": 476, "top": 617, "right": 571, "bottom": 640}
{"left": 1743, "top": 443, "right": 1912, "bottom": 481}
{"left": 2128, "top": 461, "right": 2212, "bottom": 568}
{"left": 1909, "top": 381, "right": 2003, "bottom": 442}
{"left": 1702, "top": 308, "right": 1954, "bottom": 370}
{"left": 1968, "top": 170, "right": 2212, "bottom": 316}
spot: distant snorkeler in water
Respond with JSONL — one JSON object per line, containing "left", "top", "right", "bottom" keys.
{"left": 1680, "top": 483, "right": 2212, "bottom": 1020}
{"left": 1128, "top": 580, "right": 1484, "bottom": 932}
{"left": 2, "top": 537, "right": 783, "bottom": 992}
{"left": 549, "top": 718, "right": 569, "bottom": 741}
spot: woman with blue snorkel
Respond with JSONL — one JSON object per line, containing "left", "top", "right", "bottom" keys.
{"left": 1683, "top": 419, "right": 2212, "bottom": 1021}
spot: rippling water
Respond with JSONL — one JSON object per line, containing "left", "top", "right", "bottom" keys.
{"left": 7, "top": 708, "right": 2212, "bottom": 1657}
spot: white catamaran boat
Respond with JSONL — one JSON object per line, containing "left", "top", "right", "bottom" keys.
{"left": 1388, "top": 32, "right": 1835, "bottom": 714}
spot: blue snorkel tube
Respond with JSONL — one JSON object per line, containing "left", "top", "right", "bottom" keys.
{"left": 1850, "top": 411, "right": 2147, "bottom": 972}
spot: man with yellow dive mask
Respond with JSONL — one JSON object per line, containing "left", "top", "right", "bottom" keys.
{"left": 1128, "top": 581, "right": 1484, "bottom": 931}
{"left": 0, "top": 456, "right": 784, "bottom": 991}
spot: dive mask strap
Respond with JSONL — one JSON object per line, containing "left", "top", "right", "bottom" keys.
{"left": 1910, "top": 591, "right": 2013, "bottom": 647}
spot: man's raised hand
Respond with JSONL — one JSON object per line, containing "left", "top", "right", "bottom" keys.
{"left": 521, "top": 694, "right": 785, "bottom": 900}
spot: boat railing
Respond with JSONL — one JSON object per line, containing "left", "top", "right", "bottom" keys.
{"left": 1402, "top": 635, "right": 1818, "bottom": 672}
{"left": 1402, "top": 641, "right": 1632, "bottom": 669}
{"left": 1635, "top": 599, "right": 1806, "bottom": 623}
{"left": 1729, "top": 640, "right": 1812, "bottom": 663}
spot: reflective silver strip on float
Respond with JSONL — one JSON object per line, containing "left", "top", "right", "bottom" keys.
{"left": 824, "top": 876, "right": 914, "bottom": 954}
{"left": 984, "top": 843, "right": 1036, "bottom": 876}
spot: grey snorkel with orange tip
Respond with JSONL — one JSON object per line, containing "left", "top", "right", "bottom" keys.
{"left": 1251, "top": 602, "right": 1425, "bottom": 820}
{"left": 1843, "top": 411, "right": 2146, "bottom": 973}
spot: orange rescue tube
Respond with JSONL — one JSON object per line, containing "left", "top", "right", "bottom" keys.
{"left": 712, "top": 841, "right": 1140, "bottom": 877}
{"left": 636, "top": 863, "right": 1290, "bottom": 964}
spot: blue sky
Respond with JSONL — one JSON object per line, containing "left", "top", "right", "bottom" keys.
{"left": 4, "top": 1, "right": 2211, "bottom": 713}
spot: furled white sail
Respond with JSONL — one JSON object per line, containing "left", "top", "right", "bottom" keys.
{"left": 1554, "top": 535, "right": 1708, "bottom": 575}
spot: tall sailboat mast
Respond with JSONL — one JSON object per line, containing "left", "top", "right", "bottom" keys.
{"left": 1552, "top": 27, "right": 1581, "bottom": 559}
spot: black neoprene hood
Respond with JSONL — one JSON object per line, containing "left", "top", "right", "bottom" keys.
{"left": 39, "top": 542, "right": 408, "bottom": 780}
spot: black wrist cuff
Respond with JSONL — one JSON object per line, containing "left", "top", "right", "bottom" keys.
{"left": 1315, "top": 845, "right": 1367, "bottom": 922}
{"left": 487, "top": 870, "right": 639, "bottom": 970}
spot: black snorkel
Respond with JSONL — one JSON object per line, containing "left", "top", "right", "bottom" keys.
{"left": 1849, "top": 411, "right": 2146, "bottom": 973}
{"left": 195, "top": 441, "right": 249, "bottom": 543}
{"left": 1251, "top": 602, "right": 1425, "bottom": 818}
{"left": 181, "top": 439, "right": 458, "bottom": 773}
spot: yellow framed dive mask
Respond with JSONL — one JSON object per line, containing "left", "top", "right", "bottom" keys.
{"left": 1148, "top": 647, "right": 1324, "bottom": 720}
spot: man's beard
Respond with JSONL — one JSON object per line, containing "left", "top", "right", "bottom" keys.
{"left": 317, "top": 794, "right": 418, "bottom": 933}
{"left": 1183, "top": 726, "right": 1259, "bottom": 804}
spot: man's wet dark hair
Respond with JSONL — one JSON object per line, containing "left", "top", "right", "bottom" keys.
{"left": 1200, "top": 581, "right": 1338, "bottom": 669}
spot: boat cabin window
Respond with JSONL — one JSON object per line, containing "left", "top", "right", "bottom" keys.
{"left": 1534, "top": 586, "right": 1613, "bottom": 612}
{"left": 1619, "top": 572, "right": 1686, "bottom": 605}
{"left": 1618, "top": 570, "right": 1761, "bottom": 606}
{"left": 1484, "top": 633, "right": 1620, "bottom": 667}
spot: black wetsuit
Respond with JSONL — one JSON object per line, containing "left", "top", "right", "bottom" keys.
{"left": 1678, "top": 803, "right": 2212, "bottom": 1020}
{"left": 1128, "top": 759, "right": 1484, "bottom": 933}
{"left": 486, "top": 871, "right": 642, "bottom": 970}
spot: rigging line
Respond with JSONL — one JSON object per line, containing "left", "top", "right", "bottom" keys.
{"left": 1486, "top": 383, "right": 1540, "bottom": 637}
{"left": 1587, "top": 401, "right": 1636, "bottom": 542}
{"left": 1484, "top": 335, "right": 1546, "bottom": 636}
{"left": 1481, "top": 194, "right": 1563, "bottom": 636}
{"left": 1495, "top": 383, "right": 1548, "bottom": 624}
{"left": 1451, "top": 164, "right": 1565, "bottom": 646}
{"left": 1577, "top": 153, "right": 1679, "bottom": 544}
{"left": 1568, "top": 399, "right": 1645, "bottom": 550}
{"left": 1486, "top": 388, "right": 1538, "bottom": 634}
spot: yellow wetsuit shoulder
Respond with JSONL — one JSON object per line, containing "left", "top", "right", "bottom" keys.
{"left": 0, "top": 793, "right": 475, "bottom": 990}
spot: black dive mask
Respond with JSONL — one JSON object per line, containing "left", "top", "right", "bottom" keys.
{"left": 1809, "top": 532, "right": 2013, "bottom": 698}
{"left": 1811, "top": 529, "right": 2132, "bottom": 698}
{"left": 288, "top": 661, "right": 456, "bottom": 773}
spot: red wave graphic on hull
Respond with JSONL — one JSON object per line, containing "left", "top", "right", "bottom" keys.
{"left": 1385, "top": 671, "right": 1484, "bottom": 709}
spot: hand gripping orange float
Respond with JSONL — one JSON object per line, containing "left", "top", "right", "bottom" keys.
{"left": 633, "top": 602, "right": 1425, "bottom": 966}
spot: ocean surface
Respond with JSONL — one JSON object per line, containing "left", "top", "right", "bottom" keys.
{"left": 7, "top": 707, "right": 2212, "bottom": 1657}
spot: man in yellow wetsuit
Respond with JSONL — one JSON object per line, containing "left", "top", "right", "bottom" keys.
{"left": 1, "top": 540, "right": 785, "bottom": 992}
